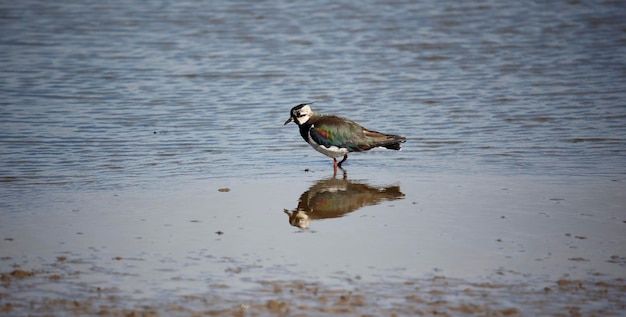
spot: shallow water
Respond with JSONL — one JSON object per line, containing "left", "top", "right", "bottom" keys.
{"left": 1, "top": 0, "right": 626, "bottom": 315}
{"left": 1, "top": 174, "right": 625, "bottom": 315}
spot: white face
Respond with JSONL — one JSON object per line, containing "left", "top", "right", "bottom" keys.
{"left": 284, "top": 209, "right": 311, "bottom": 229}
{"left": 292, "top": 104, "right": 313, "bottom": 125}
{"left": 290, "top": 210, "right": 311, "bottom": 229}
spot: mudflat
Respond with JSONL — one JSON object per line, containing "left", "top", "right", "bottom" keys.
{"left": 2, "top": 171, "right": 625, "bottom": 316}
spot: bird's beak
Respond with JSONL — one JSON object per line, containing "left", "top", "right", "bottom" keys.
{"left": 284, "top": 117, "right": 293, "bottom": 125}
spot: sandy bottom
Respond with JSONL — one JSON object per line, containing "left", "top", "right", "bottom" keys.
{"left": 1, "top": 171, "right": 625, "bottom": 316}
{"left": 2, "top": 265, "right": 625, "bottom": 316}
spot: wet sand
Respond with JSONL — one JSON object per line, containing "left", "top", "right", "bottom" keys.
{"left": 1, "top": 171, "right": 625, "bottom": 316}
{"left": 2, "top": 268, "right": 625, "bottom": 316}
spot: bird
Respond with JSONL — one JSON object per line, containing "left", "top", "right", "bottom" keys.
{"left": 284, "top": 103, "right": 406, "bottom": 168}
{"left": 284, "top": 173, "right": 405, "bottom": 229}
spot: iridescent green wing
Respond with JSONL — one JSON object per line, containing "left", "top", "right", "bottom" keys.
{"left": 309, "top": 116, "right": 367, "bottom": 151}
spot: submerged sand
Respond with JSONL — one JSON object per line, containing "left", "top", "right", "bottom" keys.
{"left": 1, "top": 172, "right": 625, "bottom": 316}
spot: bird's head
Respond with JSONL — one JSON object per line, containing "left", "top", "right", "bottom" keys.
{"left": 284, "top": 103, "right": 314, "bottom": 126}
{"left": 284, "top": 209, "right": 311, "bottom": 229}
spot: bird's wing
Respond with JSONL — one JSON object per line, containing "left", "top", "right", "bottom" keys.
{"left": 309, "top": 116, "right": 365, "bottom": 151}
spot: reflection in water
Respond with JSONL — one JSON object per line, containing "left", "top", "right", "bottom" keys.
{"left": 284, "top": 170, "right": 405, "bottom": 229}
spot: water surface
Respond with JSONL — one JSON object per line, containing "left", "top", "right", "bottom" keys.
{"left": 1, "top": 0, "right": 625, "bottom": 192}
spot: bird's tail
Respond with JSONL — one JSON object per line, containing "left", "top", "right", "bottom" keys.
{"left": 364, "top": 130, "right": 407, "bottom": 150}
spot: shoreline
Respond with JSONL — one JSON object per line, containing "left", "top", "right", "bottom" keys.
{"left": 2, "top": 263, "right": 625, "bottom": 316}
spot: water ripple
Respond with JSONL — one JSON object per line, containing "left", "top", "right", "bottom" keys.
{"left": 1, "top": 0, "right": 625, "bottom": 191}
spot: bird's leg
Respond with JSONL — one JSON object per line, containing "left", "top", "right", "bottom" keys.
{"left": 333, "top": 157, "right": 338, "bottom": 168}
{"left": 337, "top": 154, "right": 348, "bottom": 168}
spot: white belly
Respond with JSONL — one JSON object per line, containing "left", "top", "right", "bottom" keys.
{"left": 307, "top": 137, "right": 349, "bottom": 158}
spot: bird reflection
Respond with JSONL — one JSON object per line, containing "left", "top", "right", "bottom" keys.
{"left": 284, "top": 170, "right": 405, "bottom": 229}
